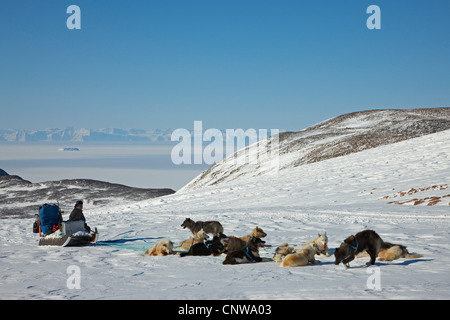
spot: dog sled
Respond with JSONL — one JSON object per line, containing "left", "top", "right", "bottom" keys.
{"left": 37, "top": 223, "right": 98, "bottom": 247}
{"left": 34, "top": 203, "right": 98, "bottom": 247}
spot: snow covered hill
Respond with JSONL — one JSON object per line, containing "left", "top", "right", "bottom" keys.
{"left": 181, "top": 108, "right": 450, "bottom": 191}
{"left": 1, "top": 125, "right": 449, "bottom": 299}
{"left": 0, "top": 175, "right": 175, "bottom": 218}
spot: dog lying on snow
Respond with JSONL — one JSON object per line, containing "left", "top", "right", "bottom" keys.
{"left": 273, "top": 232, "right": 329, "bottom": 263}
{"left": 273, "top": 243, "right": 295, "bottom": 263}
{"left": 356, "top": 241, "right": 423, "bottom": 261}
{"left": 303, "top": 232, "right": 329, "bottom": 256}
{"left": 179, "top": 234, "right": 228, "bottom": 257}
{"left": 176, "top": 229, "right": 209, "bottom": 251}
{"left": 223, "top": 237, "right": 265, "bottom": 265}
{"left": 224, "top": 226, "right": 267, "bottom": 252}
{"left": 280, "top": 243, "right": 321, "bottom": 267}
{"left": 145, "top": 239, "right": 175, "bottom": 256}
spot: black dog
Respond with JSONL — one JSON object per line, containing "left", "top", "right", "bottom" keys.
{"left": 334, "top": 230, "right": 382, "bottom": 268}
{"left": 180, "top": 234, "right": 228, "bottom": 257}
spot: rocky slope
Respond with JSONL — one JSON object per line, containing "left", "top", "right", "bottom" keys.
{"left": 180, "top": 108, "right": 450, "bottom": 191}
{"left": 0, "top": 175, "right": 175, "bottom": 218}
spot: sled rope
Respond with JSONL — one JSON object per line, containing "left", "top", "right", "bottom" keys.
{"left": 95, "top": 237, "right": 164, "bottom": 252}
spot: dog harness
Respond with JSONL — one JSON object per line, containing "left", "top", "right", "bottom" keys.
{"left": 244, "top": 246, "right": 255, "bottom": 262}
{"left": 349, "top": 236, "right": 359, "bottom": 251}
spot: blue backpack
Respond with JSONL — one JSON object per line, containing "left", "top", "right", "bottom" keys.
{"left": 38, "top": 204, "right": 62, "bottom": 235}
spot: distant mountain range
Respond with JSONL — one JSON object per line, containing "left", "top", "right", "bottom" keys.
{"left": 0, "top": 128, "right": 175, "bottom": 144}
{"left": 0, "top": 127, "right": 283, "bottom": 145}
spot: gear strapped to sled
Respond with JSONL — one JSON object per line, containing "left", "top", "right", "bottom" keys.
{"left": 37, "top": 203, "right": 62, "bottom": 235}
{"left": 34, "top": 203, "right": 98, "bottom": 247}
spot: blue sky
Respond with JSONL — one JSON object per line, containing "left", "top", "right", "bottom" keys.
{"left": 0, "top": 0, "right": 449, "bottom": 132}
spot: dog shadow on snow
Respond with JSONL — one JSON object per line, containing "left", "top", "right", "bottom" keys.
{"left": 322, "top": 248, "right": 432, "bottom": 268}
{"left": 334, "top": 258, "right": 433, "bottom": 269}
{"left": 375, "top": 258, "right": 433, "bottom": 267}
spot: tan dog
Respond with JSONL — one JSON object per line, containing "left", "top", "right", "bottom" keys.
{"left": 273, "top": 243, "right": 295, "bottom": 263}
{"left": 240, "top": 227, "right": 267, "bottom": 243}
{"left": 273, "top": 232, "right": 328, "bottom": 262}
{"left": 145, "top": 239, "right": 174, "bottom": 256}
{"left": 176, "top": 229, "right": 209, "bottom": 251}
{"left": 225, "top": 227, "right": 267, "bottom": 252}
{"left": 280, "top": 243, "right": 320, "bottom": 267}
{"left": 357, "top": 242, "right": 423, "bottom": 261}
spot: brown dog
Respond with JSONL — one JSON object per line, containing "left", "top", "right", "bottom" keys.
{"left": 223, "top": 237, "right": 265, "bottom": 265}
{"left": 181, "top": 218, "right": 224, "bottom": 236}
{"left": 225, "top": 226, "right": 267, "bottom": 252}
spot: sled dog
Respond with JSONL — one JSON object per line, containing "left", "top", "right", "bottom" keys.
{"left": 304, "top": 232, "right": 329, "bottom": 256}
{"left": 177, "top": 229, "right": 209, "bottom": 251}
{"left": 273, "top": 231, "right": 329, "bottom": 262}
{"left": 224, "top": 226, "right": 267, "bottom": 252}
{"left": 145, "top": 239, "right": 174, "bottom": 256}
{"left": 273, "top": 243, "right": 295, "bottom": 263}
{"left": 334, "top": 230, "right": 382, "bottom": 268}
{"left": 356, "top": 242, "right": 423, "bottom": 261}
{"left": 240, "top": 226, "right": 267, "bottom": 243}
{"left": 280, "top": 243, "right": 321, "bottom": 267}
{"left": 179, "top": 234, "right": 228, "bottom": 257}
{"left": 223, "top": 237, "right": 265, "bottom": 265}
{"left": 181, "top": 218, "right": 224, "bottom": 236}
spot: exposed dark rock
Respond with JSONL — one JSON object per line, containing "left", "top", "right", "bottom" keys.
{"left": 0, "top": 175, "right": 175, "bottom": 219}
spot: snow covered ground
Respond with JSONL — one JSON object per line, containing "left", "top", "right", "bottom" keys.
{"left": 1, "top": 129, "right": 449, "bottom": 299}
